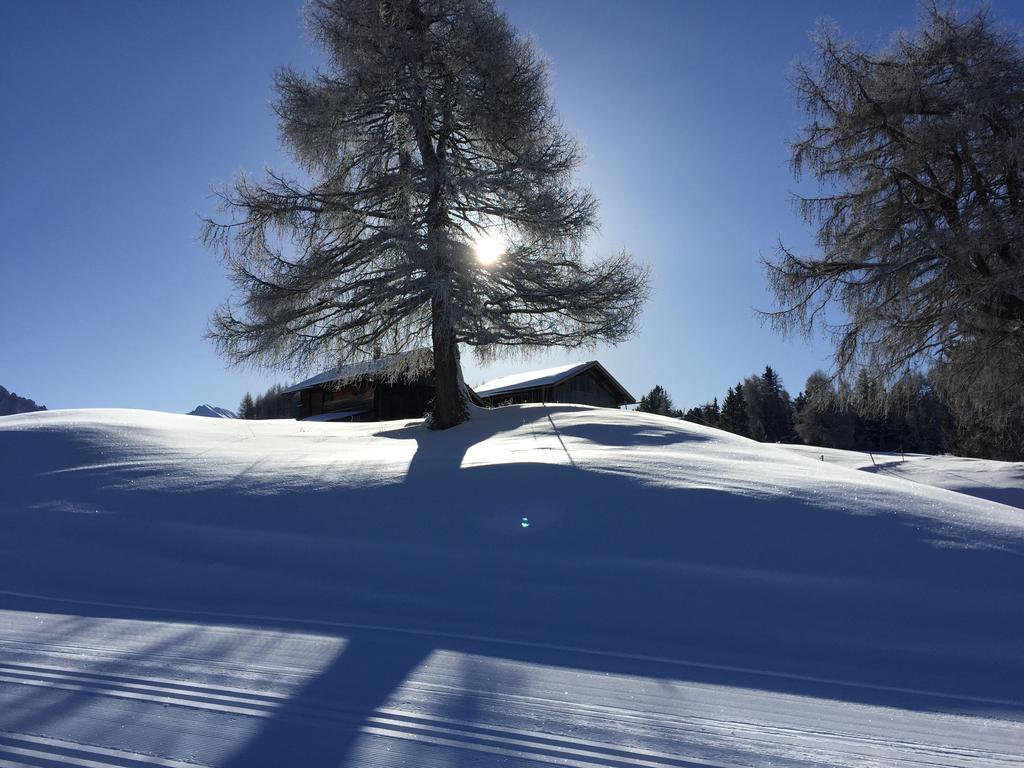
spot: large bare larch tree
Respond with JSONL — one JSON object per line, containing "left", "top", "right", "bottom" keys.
{"left": 205, "top": 0, "right": 648, "bottom": 428}
{"left": 764, "top": 7, "right": 1024, "bottom": 420}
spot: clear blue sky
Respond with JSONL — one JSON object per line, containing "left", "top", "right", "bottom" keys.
{"left": 3, "top": 1, "right": 1016, "bottom": 413}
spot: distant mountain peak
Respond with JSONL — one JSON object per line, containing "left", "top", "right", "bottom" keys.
{"left": 0, "top": 385, "right": 46, "bottom": 416}
{"left": 187, "top": 404, "right": 236, "bottom": 419}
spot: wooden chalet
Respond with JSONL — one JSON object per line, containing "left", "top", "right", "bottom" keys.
{"left": 473, "top": 361, "right": 634, "bottom": 409}
{"left": 284, "top": 351, "right": 484, "bottom": 422}
{"left": 285, "top": 352, "right": 430, "bottom": 422}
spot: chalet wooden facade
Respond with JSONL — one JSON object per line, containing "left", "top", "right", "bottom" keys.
{"left": 285, "top": 356, "right": 632, "bottom": 421}
{"left": 283, "top": 354, "right": 436, "bottom": 422}
{"left": 473, "top": 361, "right": 634, "bottom": 409}
{"left": 284, "top": 351, "right": 484, "bottom": 422}
{"left": 292, "top": 376, "right": 437, "bottom": 422}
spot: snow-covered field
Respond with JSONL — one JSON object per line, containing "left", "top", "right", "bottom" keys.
{"left": 0, "top": 405, "right": 1022, "bottom": 767}
{"left": 779, "top": 443, "right": 1024, "bottom": 510}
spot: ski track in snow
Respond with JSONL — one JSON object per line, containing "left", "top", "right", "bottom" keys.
{"left": 1, "top": 405, "right": 1023, "bottom": 766}
{"left": 0, "top": 608, "right": 1020, "bottom": 768}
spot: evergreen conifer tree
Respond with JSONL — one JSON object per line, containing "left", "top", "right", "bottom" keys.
{"left": 701, "top": 397, "right": 720, "bottom": 428}
{"left": 758, "top": 366, "right": 794, "bottom": 442}
{"left": 851, "top": 370, "right": 886, "bottom": 450}
{"left": 238, "top": 393, "right": 255, "bottom": 420}
{"left": 794, "top": 371, "right": 853, "bottom": 448}
{"left": 720, "top": 383, "right": 750, "bottom": 436}
{"left": 637, "top": 385, "right": 673, "bottom": 416}
{"left": 743, "top": 375, "right": 766, "bottom": 441}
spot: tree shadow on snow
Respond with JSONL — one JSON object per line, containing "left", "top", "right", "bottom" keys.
{"left": 1, "top": 405, "right": 1024, "bottom": 766}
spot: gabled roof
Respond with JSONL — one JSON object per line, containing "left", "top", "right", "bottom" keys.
{"left": 474, "top": 360, "right": 634, "bottom": 404}
{"left": 282, "top": 350, "right": 429, "bottom": 394}
{"left": 473, "top": 361, "right": 592, "bottom": 397}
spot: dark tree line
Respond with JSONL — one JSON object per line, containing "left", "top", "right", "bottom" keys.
{"left": 791, "top": 370, "right": 948, "bottom": 455}
{"left": 238, "top": 384, "right": 299, "bottom": 420}
{"left": 665, "top": 366, "right": 795, "bottom": 443}
{"left": 638, "top": 364, "right": 1021, "bottom": 460}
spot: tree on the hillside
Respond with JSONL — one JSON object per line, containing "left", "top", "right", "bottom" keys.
{"left": 758, "top": 366, "right": 793, "bottom": 442}
{"left": 932, "top": 351, "right": 1024, "bottom": 459}
{"left": 792, "top": 390, "right": 807, "bottom": 420}
{"left": 238, "top": 392, "right": 255, "bottom": 420}
{"left": 794, "top": 371, "right": 853, "bottom": 448}
{"left": 938, "top": 381, "right": 1024, "bottom": 459}
{"left": 719, "top": 383, "right": 750, "bottom": 436}
{"left": 742, "top": 375, "right": 765, "bottom": 441}
{"left": 886, "top": 371, "right": 947, "bottom": 454}
{"left": 764, "top": 7, "right": 1024, "bottom": 415}
{"left": 637, "top": 385, "right": 674, "bottom": 416}
{"left": 849, "top": 370, "right": 887, "bottom": 450}
{"left": 681, "top": 398, "right": 719, "bottom": 427}
{"left": 703, "top": 397, "right": 720, "bottom": 427}
{"left": 204, "top": 0, "right": 648, "bottom": 429}
{"left": 248, "top": 384, "right": 298, "bottom": 420}
{"left": 744, "top": 366, "right": 793, "bottom": 442}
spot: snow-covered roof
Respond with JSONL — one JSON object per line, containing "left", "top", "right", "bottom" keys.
{"left": 473, "top": 361, "right": 592, "bottom": 397}
{"left": 473, "top": 360, "right": 634, "bottom": 403}
{"left": 282, "top": 350, "right": 429, "bottom": 394}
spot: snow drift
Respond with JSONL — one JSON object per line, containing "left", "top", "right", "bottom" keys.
{"left": 780, "top": 442, "right": 1024, "bottom": 510}
{"left": 0, "top": 404, "right": 1022, "bottom": 766}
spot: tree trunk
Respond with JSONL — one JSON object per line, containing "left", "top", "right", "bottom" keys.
{"left": 429, "top": 294, "right": 468, "bottom": 429}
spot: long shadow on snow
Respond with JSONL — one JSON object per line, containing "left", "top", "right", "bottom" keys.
{"left": 1, "top": 406, "right": 1024, "bottom": 766}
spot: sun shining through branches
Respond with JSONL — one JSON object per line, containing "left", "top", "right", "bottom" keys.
{"left": 473, "top": 234, "right": 505, "bottom": 266}
{"left": 204, "top": 0, "right": 649, "bottom": 429}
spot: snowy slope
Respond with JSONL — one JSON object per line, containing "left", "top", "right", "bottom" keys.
{"left": 187, "top": 404, "right": 237, "bottom": 418}
{"left": 780, "top": 443, "right": 1024, "bottom": 510}
{"left": 0, "top": 405, "right": 1022, "bottom": 767}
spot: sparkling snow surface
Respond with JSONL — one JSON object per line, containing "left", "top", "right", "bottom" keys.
{"left": 0, "top": 405, "right": 1022, "bottom": 767}
{"left": 779, "top": 442, "right": 1024, "bottom": 510}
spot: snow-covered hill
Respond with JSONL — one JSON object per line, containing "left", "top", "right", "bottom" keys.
{"left": 0, "top": 405, "right": 1021, "bottom": 767}
{"left": 187, "top": 403, "right": 237, "bottom": 418}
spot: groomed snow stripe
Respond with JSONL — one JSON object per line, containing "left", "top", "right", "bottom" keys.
{"left": 0, "top": 732, "right": 208, "bottom": 768}
{"left": 1, "top": 658, "right": 956, "bottom": 767}
{"left": 7, "top": 663, "right": 1007, "bottom": 768}
{"left": 0, "top": 661, "right": 287, "bottom": 705}
{"left": 0, "top": 671, "right": 719, "bottom": 768}
{"left": 1, "top": 589, "right": 1021, "bottom": 710}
